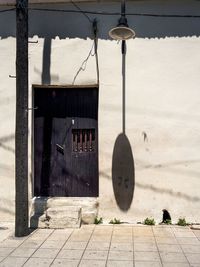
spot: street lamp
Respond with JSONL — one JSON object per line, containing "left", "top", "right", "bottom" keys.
{"left": 109, "top": 0, "right": 135, "bottom": 40}
{"left": 109, "top": 0, "right": 135, "bottom": 133}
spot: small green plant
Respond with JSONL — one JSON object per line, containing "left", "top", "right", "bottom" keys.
{"left": 109, "top": 218, "right": 121, "bottom": 224}
{"left": 144, "top": 217, "right": 155, "bottom": 225}
{"left": 163, "top": 219, "right": 172, "bottom": 225}
{"left": 94, "top": 216, "right": 103, "bottom": 224}
{"left": 177, "top": 217, "right": 188, "bottom": 226}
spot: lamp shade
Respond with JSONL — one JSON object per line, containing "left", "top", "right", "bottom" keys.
{"left": 109, "top": 17, "right": 135, "bottom": 40}
{"left": 109, "top": 26, "right": 135, "bottom": 40}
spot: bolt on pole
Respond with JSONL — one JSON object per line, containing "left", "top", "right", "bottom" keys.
{"left": 15, "top": 0, "right": 29, "bottom": 237}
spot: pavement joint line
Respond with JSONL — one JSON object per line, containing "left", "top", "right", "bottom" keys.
{"left": 49, "top": 228, "right": 75, "bottom": 266}
{"left": 171, "top": 226, "right": 191, "bottom": 266}
{"left": 105, "top": 224, "right": 114, "bottom": 266}
{"left": 0, "top": 228, "right": 38, "bottom": 264}
{"left": 21, "top": 229, "right": 56, "bottom": 267}
{"left": 153, "top": 225, "right": 164, "bottom": 267}
{"left": 77, "top": 224, "right": 99, "bottom": 266}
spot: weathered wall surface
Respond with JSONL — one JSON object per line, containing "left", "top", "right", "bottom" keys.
{"left": 0, "top": 0, "right": 200, "bottom": 223}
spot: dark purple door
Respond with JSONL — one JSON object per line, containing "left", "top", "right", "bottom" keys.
{"left": 34, "top": 87, "right": 98, "bottom": 197}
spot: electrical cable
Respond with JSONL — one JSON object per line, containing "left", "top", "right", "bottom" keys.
{"left": 0, "top": 8, "right": 15, "bottom": 13}
{"left": 93, "top": 19, "right": 100, "bottom": 85}
{"left": 1, "top": 6, "right": 200, "bottom": 18}
{"left": 71, "top": 0, "right": 93, "bottom": 23}
{"left": 28, "top": 7, "right": 200, "bottom": 18}
{"left": 72, "top": 41, "right": 95, "bottom": 85}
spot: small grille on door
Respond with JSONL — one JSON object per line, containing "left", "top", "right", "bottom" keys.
{"left": 72, "top": 129, "right": 95, "bottom": 153}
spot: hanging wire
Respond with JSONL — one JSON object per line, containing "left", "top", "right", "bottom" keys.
{"left": 71, "top": 0, "right": 93, "bottom": 23}
{"left": 72, "top": 41, "right": 95, "bottom": 85}
{"left": 0, "top": 8, "right": 15, "bottom": 13}
{"left": 28, "top": 7, "right": 200, "bottom": 18}
{"left": 93, "top": 19, "right": 99, "bottom": 84}
{"left": 1, "top": 6, "right": 200, "bottom": 18}
{"left": 72, "top": 19, "right": 99, "bottom": 85}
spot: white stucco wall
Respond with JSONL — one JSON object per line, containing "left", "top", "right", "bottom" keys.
{"left": 1, "top": 0, "right": 200, "bottom": 224}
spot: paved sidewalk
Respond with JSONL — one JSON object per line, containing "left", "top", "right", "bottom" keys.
{"left": 0, "top": 222, "right": 14, "bottom": 243}
{"left": 0, "top": 224, "right": 200, "bottom": 267}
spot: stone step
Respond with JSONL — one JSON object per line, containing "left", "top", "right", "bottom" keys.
{"left": 30, "top": 206, "right": 81, "bottom": 229}
{"left": 30, "top": 197, "right": 99, "bottom": 228}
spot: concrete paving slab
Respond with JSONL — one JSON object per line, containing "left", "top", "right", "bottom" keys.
{"left": 20, "top": 240, "right": 44, "bottom": 249}
{"left": 157, "top": 244, "right": 182, "bottom": 253}
{"left": 82, "top": 250, "right": 108, "bottom": 260}
{"left": 51, "top": 259, "right": 79, "bottom": 267}
{"left": 153, "top": 228, "right": 174, "bottom": 238}
{"left": 40, "top": 240, "right": 66, "bottom": 249}
{"left": 0, "top": 223, "right": 14, "bottom": 242}
{"left": 86, "top": 241, "right": 110, "bottom": 251}
{"left": 28, "top": 232, "right": 52, "bottom": 241}
{"left": 193, "top": 230, "right": 200, "bottom": 237}
{"left": 10, "top": 247, "right": 36, "bottom": 257}
{"left": 57, "top": 249, "right": 84, "bottom": 260}
{"left": 0, "top": 257, "right": 28, "bottom": 267}
{"left": 63, "top": 241, "right": 87, "bottom": 250}
{"left": 79, "top": 259, "right": 106, "bottom": 267}
{"left": 162, "top": 263, "right": 190, "bottom": 267}
{"left": 113, "top": 228, "right": 132, "bottom": 235}
{"left": 47, "top": 231, "right": 73, "bottom": 241}
{"left": 185, "top": 253, "right": 200, "bottom": 264}
{"left": 108, "top": 250, "right": 133, "bottom": 261}
{"left": 160, "top": 252, "right": 188, "bottom": 263}
{"left": 28, "top": 235, "right": 50, "bottom": 242}
{"left": 107, "top": 260, "right": 133, "bottom": 267}
{"left": 134, "top": 242, "right": 157, "bottom": 252}
{"left": 134, "top": 251, "right": 160, "bottom": 262}
{"left": 112, "top": 236, "right": 133, "bottom": 242}
{"left": 174, "top": 231, "right": 196, "bottom": 238}
{"left": 134, "top": 236, "right": 155, "bottom": 243}
{"left": 0, "top": 239, "right": 25, "bottom": 248}
{"left": 155, "top": 237, "right": 178, "bottom": 244}
{"left": 23, "top": 258, "right": 54, "bottom": 267}
{"left": 90, "top": 236, "right": 111, "bottom": 242}
{"left": 134, "top": 230, "right": 154, "bottom": 237}
{"left": 181, "top": 244, "right": 200, "bottom": 253}
{"left": 110, "top": 242, "right": 133, "bottom": 251}
{"left": 177, "top": 237, "right": 200, "bottom": 245}
{"left": 68, "top": 233, "right": 91, "bottom": 242}
{"left": 0, "top": 256, "right": 28, "bottom": 267}
{"left": 0, "top": 247, "right": 15, "bottom": 257}
{"left": 31, "top": 248, "right": 59, "bottom": 258}
{"left": 135, "top": 262, "right": 162, "bottom": 267}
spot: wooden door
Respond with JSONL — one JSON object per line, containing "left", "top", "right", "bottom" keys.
{"left": 33, "top": 87, "right": 98, "bottom": 197}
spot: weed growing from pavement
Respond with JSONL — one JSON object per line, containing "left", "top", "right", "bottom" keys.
{"left": 177, "top": 217, "right": 188, "bottom": 226}
{"left": 109, "top": 218, "right": 121, "bottom": 224}
{"left": 94, "top": 216, "right": 103, "bottom": 224}
{"left": 144, "top": 217, "right": 155, "bottom": 225}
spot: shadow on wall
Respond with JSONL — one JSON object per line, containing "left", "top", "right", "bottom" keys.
{"left": 30, "top": 197, "right": 48, "bottom": 228}
{"left": 112, "top": 133, "right": 135, "bottom": 211}
{"left": 1, "top": 1, "right": 200, "bottom": 39}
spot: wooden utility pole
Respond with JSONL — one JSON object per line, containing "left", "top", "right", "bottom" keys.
{"left": 15, "top": 0, "right": 29, "bottom": 237}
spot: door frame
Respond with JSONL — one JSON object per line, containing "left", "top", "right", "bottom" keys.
{"left": 31, "top": 84, "right": 99, "bottom": 198}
